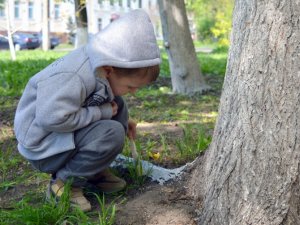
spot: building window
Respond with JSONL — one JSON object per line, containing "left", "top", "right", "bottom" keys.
{"left": 118, "top": 0, "right": 122, "bottom": 7}
{"left": 98, "top": 0, "right": 103, "bottom": 6}
{"left": 138, "top": 0, "right": 142, "bottom": 8}
{"left": 28, "top": 2, "right": 33, "bottom": 19}
{"left": 98, "top": 18, "right": 102, "bottom": 31}
{"left": 54, "top": 4, "right": 60, "bottom": 19}
{"left": 110, "top": 0, "right": 114, "bottom": 6}
{"left": 127, "top": 0, "right": 131, "bottom": 8}
{"left": 14, "top": 1, "right": 20, "bottom": 19}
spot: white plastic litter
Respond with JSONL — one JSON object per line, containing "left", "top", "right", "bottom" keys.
{"left": 111, "top": 154, "right": 186, "bottom": 185}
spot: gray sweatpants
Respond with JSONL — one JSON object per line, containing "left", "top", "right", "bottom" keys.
{"left": 29, "top": 96, "right": 128, "bottom": 187}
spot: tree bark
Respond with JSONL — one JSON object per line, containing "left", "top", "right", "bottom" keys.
{"left": 74, "top": 0, "right": 88, "bottom": 48}
{"left": 188, "top": 0, "right": 300, "bottom": 224}
{"left": 158, "top": 0, "right": 210, "bottom": 95}
{"left": 5, "top": 0, "right": 16, "bottom": 60}
{"left": 42, "top": 0, "right": 49, "bottom": 51}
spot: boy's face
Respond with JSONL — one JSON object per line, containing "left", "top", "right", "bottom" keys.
{"left": 106, "top": 69, "right": 151, "bottom": 96}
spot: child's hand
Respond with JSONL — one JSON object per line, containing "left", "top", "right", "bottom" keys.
{"left": 127, "top": 119, "right": 137, "bottom": 140}
{"left": 111, "top": 101, "right": 118, "bottom": 116}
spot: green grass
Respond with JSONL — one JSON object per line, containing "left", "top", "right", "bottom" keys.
{"left": 54, "top": 43, "right": 74, "bottom": 50}
{"left": 0, "top": 50, "right": 69, "bottom": 96}
{"left": 128, "top": 87, "right": 219, "bottom": 124}
{"left": 120, "top": 139, "right": 153, "bottom": 187}
{"left": 198, "top": 52, "right": 227, "bottom": 76}
{"left": 0, "top": 45, "right": 227, "bottom": 96}
{"left": 176, "top": 124, "right": 212, "bottom": 161}
{"left": 159, "top": 45, "right": 227, "bottom": 77}
{"left": 0, "top": 182, "right": 117, "bottom": 225}
{"left": 1, "top": 182, "right": 85, "bottom": 224}
{"left": 95, "top": 194, "right": 116, "bottom": 225}
{"left": 193, "top": 40, "right": 218, "bottom": 49}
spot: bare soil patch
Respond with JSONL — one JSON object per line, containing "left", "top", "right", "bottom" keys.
{"left": 114, "top": 182, "right": 197, "bottom": 225}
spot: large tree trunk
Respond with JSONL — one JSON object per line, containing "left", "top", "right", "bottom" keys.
{"left": 74, "top": 0, "right": 88, "bottom": 48}
{"left": 188, "top": 0, "right": 300, "bottom": 224}
{"left": 158, "top": 0, "right": 210, "bottom": 95}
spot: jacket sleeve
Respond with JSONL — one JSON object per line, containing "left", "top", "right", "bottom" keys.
{"left": 35, "top": 72, "right": 112, "bottom": 132}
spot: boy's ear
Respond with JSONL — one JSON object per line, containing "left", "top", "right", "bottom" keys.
{"left": 102, "top": 66, "right": 114, "bottom": 77}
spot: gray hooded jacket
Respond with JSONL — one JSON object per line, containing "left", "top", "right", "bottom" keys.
{"left": 14, "top": 9, "right": 161, "bottom": 160}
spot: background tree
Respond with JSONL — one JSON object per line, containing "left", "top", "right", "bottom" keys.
{"left": 188, "top": 0, "right": 300, "bottom": 224}
{"left": 0, "top": 0, "right": 16, "bottom": 60}
{"left": 74, "top": 0, "right": 88, "bottom": 47}
{"left": 66, "top": 16, "right": 76, "bottom": 44}
{"left": 186, "top": 0, "right": 233, "bottom": 48}
{"left": 42, "top": 0, "right": 50, "bottom": 51}
{"left": 158, "top": 0, "right": 210, "bottom": 95}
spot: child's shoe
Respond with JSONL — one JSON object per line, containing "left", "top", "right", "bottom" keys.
{"left": 89, "top": 168, "right": 126, "bottom": 193}
{"left": 47, "top": 178, "right": 92, "bottom": 212}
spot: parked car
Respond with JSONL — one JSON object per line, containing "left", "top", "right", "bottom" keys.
{"left": 0, "top": 33, "right": 40, "bottom": 50}
{"left": 32, "top": 33, "right": 60, "bottom": 49}
{"left": 49, "top": 36, "right": 60, "bottom": 49}
{"left": 13, "top": 32, "right": 40, "bottom": 50}
{"left": 0, "top": 35, "right": 10, "bottom": 50}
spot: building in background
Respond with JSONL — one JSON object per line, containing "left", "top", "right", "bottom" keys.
{"left": 0, "top": 0, "right": 73, "bottom": 36}
{"left": 87, "top": 0, "right": 161, "bottom": 38}
{"left": 0, "top": 0, "right": 161, "bottom": 43}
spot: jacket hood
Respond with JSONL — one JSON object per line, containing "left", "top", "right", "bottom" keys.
{"left": 86, "top": 9, "right": 161, "bottom": 71}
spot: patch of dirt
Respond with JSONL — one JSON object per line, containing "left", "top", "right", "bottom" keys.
{"left": 114, "top": 182, "right": 197, "bottom": 225}
{"left": 0, "top": 182, "right": 47, "bottom": 209}
{"left": 0, "top": 96, "right": 18, "bottom": 125}
{"left": 138, "top": 122, "right": 184, "bottom": 137}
